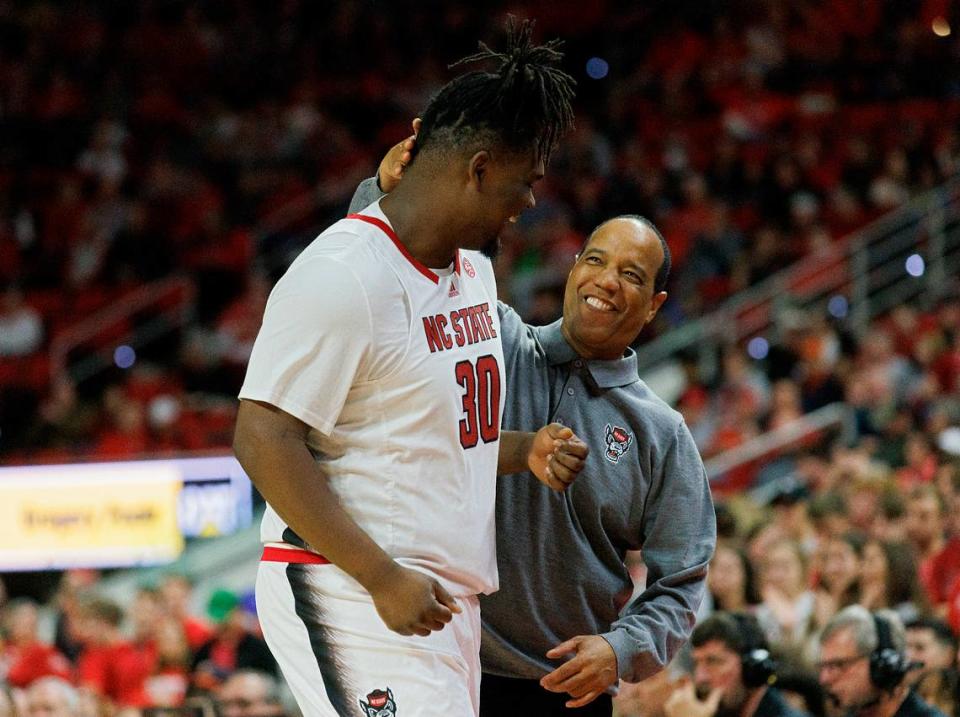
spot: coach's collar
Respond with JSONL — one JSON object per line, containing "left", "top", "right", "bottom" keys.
{"left": 537, "top": 320, "right": 640, "bottom": 389}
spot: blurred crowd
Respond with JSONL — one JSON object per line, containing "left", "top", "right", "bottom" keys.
{"left": 2, "top": 0, "right": 960, "bottom": 715}
{"left": 0, "top": 572, "right": 293, "bottom": 716}
{"left": 611, "top": 298, "right": 960, "bottom": 715}
{"left": 2, "top": 0, "right": 959, "bottom": 461}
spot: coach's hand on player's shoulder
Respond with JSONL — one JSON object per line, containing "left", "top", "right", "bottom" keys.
{"left": 377, "top": 118, "right": 421, "bottom": 193}
{"left": 367, "top": 562, "right": 461, "bottom": 637}
{"left": 541, "top": 635, "right": 618, "bottom": 708}
{"left": 528, "top": 423, "right": 588, "bottom": 491}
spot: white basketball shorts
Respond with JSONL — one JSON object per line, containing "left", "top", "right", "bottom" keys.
{"left": 256, "top": 546, "right": 481, "bottom": 717}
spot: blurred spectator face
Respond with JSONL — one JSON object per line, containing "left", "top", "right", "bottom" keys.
{"left": 771, "top": 497, "right": 810, "bottom": 539}
{"left": 160, "top": 575, "right": 192, "bottom": 616}
{"left": 847, "top": 487, "right": 879, "bottom": 532}
{"left": 3, "top": 600, "right": 39, "bottom": 643}
{"left": 154, "top": 616, "right": 190, "bottom": 664}
{"left": 218, "top": 672, "right": 284, "bottom": 717}
{"left": 818, "top": 627, "right": 874, "bottom": 712}
{"left": 709, "top": 546, "right": 746, "bottom": 606}
{"left": 131, "top": 590, "right": 163, "bottom": 641}
{"left": 906, "top": 627, "right": 955, "bottom": 674}
{"left": 821, "top": 538, "right": 861, "bottom": 595}
{"left": 905, "top": 493, "right": 944, "bottom": 550}
{"left": 24, "top": 678, "right": 79, "bottom": 717}
{"left": 691, "top": 639, "right": 748, "bottom": 716}
{"left": 860, "top": 541, "right": 887, "bottom": 587}
{"left": 762, "top": 541, "right": 805, "bottom": 597}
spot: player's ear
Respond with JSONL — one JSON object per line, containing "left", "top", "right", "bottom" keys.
{"left": 468, "top": 150, "right": 490, "bottom": 190}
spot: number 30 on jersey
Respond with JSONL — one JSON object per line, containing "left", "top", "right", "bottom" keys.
{"left": 455, "top": 356, "right": 501, "bottom": 448}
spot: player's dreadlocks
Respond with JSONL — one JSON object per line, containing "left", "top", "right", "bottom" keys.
{"left": 415, "top": 16, "right": 576, "bottom": 164}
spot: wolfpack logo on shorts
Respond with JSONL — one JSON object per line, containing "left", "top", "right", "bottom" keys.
{"left": 604, "top": 423, "right": 633, "bottom": 464}
{"left": 359, "top": 687, "right": 396, "bottom": 717}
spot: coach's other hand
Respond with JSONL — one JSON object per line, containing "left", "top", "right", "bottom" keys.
{"left": 541, "top": 635, "right": 618, "bottom": 708}
{"left": 528, "top": 423, "right": 588, "bottom": 491}
{"left": 368, "top": 562, "right": 460, "bottom": 637}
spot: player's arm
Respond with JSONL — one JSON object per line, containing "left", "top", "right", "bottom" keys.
{"left": 498, "top": 426, "right": 588, "bottom": 491}
{"left": 235, "top": 255, "right": 459, "bottom": 637}
{"left": 234, "top": 401, "right": 460, "bottom": 636}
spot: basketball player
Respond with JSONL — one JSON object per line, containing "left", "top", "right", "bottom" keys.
{"left": 233, "top": 19, "right": 580, "bottom": 717}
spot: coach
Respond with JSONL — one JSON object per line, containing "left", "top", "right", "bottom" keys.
{"left": 351, "top": 176, "right": 715, "bottom": 716}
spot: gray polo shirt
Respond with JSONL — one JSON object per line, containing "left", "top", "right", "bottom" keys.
{"left": 349, "top": 178, "right": 716, "bottom": 682}
{"left": 482, "top": 304, "right": 715, "bottom": 682}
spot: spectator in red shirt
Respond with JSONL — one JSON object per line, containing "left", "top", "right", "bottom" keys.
{"left": 896, "top": 433, "right": 940, "bottom": 488}
{"left": 0, "top": 598, "right": 72, "bottom": 689}
{"left": 906, "top": 485, "right": 960, "bottom": 611}
{"left": 143, "top": 615, "right": 191, "bottom": 708}
{"left": 75, "top": 595, "right": 154, "bottom": 708}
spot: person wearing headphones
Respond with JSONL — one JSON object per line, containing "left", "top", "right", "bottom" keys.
{"left": 818, "top": 605, "right": 946, "bottom": 717}
{"left": 664, "top": 611, "right": 805, "bottom": 717}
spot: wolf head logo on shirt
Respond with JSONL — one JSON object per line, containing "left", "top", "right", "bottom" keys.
{"left": 604, "top": 424, "right": 632, "bottom": 464}
{"left": 359, "top": 687, "right": 396, "bottom": 717}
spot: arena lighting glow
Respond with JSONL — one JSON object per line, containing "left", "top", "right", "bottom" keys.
{"left": 905, "top": 253, "right": 925, "bottom": 277}
{"left": 113, "top": 344, "right": 136, "bottom": 369}
{"left": 827, "top": 295, "right": 849, "bottom": 318}
{"left": 586, "top": 57, "right": 609, "bottom": 80}
{"left": 932, "top": 17, "right": 951, "bottom": 37}
{"left": 747, "top": 337, "right": 769, "bottom": 360}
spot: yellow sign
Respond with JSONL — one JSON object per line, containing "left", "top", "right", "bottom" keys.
{"left": 0, "top": 462, "right": 185, "bottom": 569}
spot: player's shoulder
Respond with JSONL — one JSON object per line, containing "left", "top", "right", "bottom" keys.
{"left": 301, "top": 218, "right": 388, "bottom": 264}
{"left": 292, "top": 220, "right": 400, "bottom": 284}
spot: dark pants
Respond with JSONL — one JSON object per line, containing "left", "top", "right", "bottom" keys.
{"left": 480, "top": 674, "right": 614, "bottom": 717}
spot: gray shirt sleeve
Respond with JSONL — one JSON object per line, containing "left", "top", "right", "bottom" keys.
{"left": 348, "top": 176, "right": 386, "bottom": 215}
{"left": 601, "top": 419, "right": 716, "bottom": 682}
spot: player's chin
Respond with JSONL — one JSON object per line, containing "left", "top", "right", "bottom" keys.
{"left": 479, "top": 235, "right": 502, "bottom": 259}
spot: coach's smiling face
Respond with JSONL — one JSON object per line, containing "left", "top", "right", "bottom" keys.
{"left": 561, "top": 218, "right": 668, "bottom": 360}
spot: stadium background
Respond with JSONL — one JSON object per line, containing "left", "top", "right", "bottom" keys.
{"left": 1, "top": 0, "right": 959, "bottom": 715}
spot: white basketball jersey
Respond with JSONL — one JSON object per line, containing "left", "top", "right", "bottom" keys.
{"left": 239, "top": 201, "right": 505, "bottom": 596}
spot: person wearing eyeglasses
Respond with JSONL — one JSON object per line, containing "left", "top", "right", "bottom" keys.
{"left": 817, "top": 606, "right": 946, "bottom": 717}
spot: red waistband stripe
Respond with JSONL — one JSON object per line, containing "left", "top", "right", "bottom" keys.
{"left": 261, "top": 546, "right": 331, "bottom": 565}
